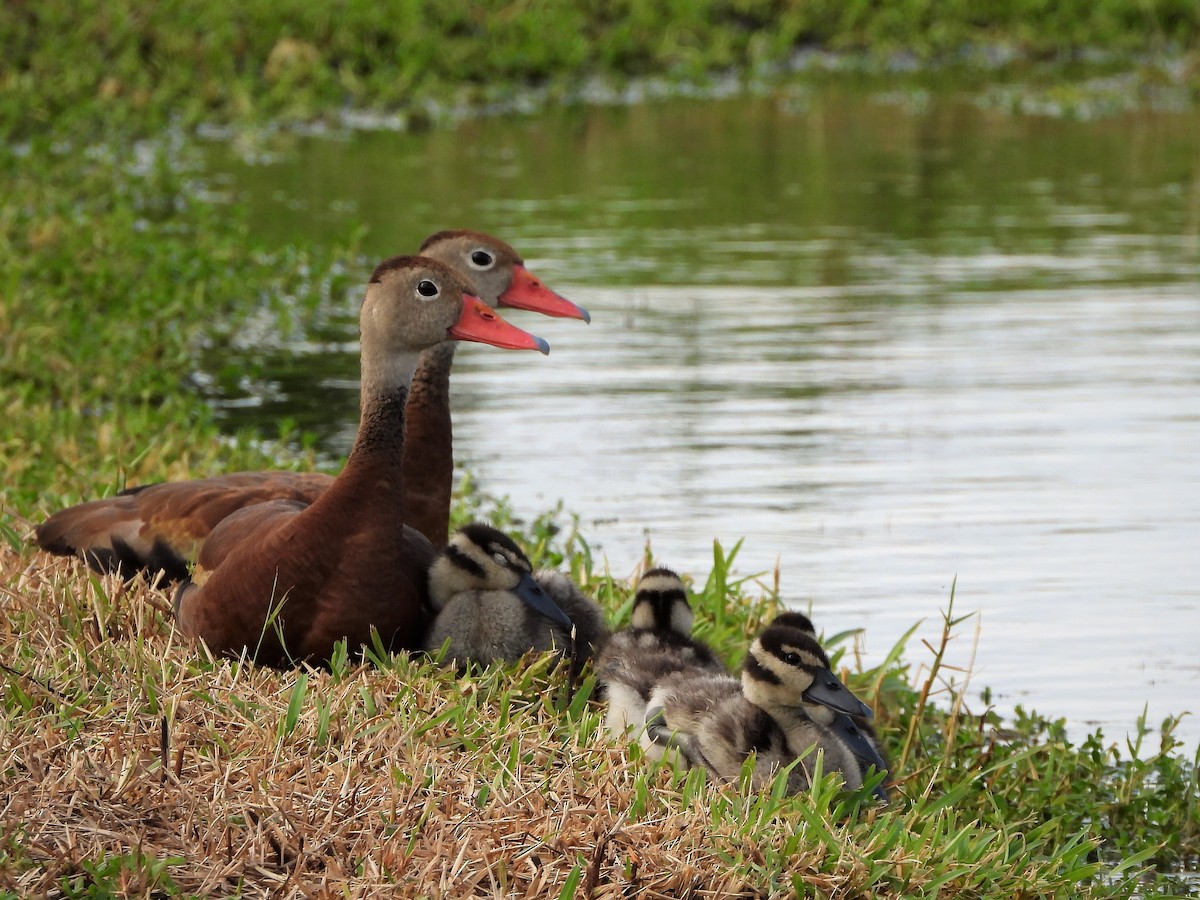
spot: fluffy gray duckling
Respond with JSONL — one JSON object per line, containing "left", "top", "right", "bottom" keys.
{"left": 423, "top": 523, "right": 608, "bottom": 675}
{"left": 645, "top": 618, "right": 879, "bottom": 797}
{"left": 769, "top": 611, "right": 891, "bottom": 799}
{"left": 595, "top": 567, "right": 727, "bottom": 750}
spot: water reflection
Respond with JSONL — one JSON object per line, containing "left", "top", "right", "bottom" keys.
{"left": 201, "top": 84, "right": 1200, "bottom": 744}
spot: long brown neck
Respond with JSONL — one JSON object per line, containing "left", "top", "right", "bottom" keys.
{"left": 401, "top": 341, "right": 457, "bottom": 550}
{"left": 314, "top": 348, "right": 419, "bottom": 525}
{"left": 352, "top": 388, "right": 409, "bottom": 458}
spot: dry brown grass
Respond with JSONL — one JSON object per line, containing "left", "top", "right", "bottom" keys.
{"left": 4, "top": 516, "right": 1171, "bottom": 899}
{"left": 0, "top": 537, "right": 848, "bottom": 899}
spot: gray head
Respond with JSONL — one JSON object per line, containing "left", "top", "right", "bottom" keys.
{"left": 629, "top": 567, "right": 694, "bottom": 636}
{"left": 418, "top": 230, "right": 590, "bottom": 322}
{"left": 358, "top": 255, "right": 548, "bottom": 392}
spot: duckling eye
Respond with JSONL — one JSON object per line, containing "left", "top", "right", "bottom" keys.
{"left": 416, "top": 279, "right": 440, "bottom": 298}
{"left": 492, "top": 551, "right": 508, "bottom": 566}
{"left": 469, "top": 249, "right": 494, "bottom": 269}
{"left": 782, "top": 652, "right": 801, "bottom": 666}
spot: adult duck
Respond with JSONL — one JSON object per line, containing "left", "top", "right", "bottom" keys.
{"left": 34, "top": 230, "right": 588, "bottom": 580}
{"left": 173, "top": 256, "right": 547, "bottom": 667}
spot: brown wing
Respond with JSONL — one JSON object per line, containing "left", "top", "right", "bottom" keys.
{"left": 172, "top": 498, "right": 312, "bottom": 655}
{"left": 35, "top": 471, "right": 333, "bottom": 581}
{"left": 174, "top": 497, "right": 436, "bottom": 667}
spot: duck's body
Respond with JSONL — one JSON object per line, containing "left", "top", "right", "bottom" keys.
{"left": 595, "top": 568, "right": 727, "bottom": 750}
{"left": 173, "top": 257, "right": 548, "bottom": 667}
{"left": 644, "top": 617, "right": 878, "bottom": 796}
{"left": 34, "top": 231, "right": 587, "bottom": 579}
{"left": 175, "top": 473, "right": 435, "bottom": 666}
{"left": 423, "top": 523, "right": 608, "bottom": 673}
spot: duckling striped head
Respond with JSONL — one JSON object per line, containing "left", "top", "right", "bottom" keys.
{"left": 743, "top": 621, "right": 873, "bottom": 719}
{"left": 767, "top": 610, "right": 817, "bottom": 637}
{"left": 630, "top": 567, "right": 694, "bottom": 636}
{"left": 428, "top": 523, "right": 532, "bottom": 610}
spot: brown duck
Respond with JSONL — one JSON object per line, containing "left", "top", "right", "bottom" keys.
{"left": 171, "top": 255, "right": 548, "bottom": 666}
{"left": 34, "top": 230, "right": 588, "bottom": 580}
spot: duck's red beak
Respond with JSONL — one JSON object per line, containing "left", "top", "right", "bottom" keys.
{"left": 448, "top": 295, "right": 550, "bottom": 354}
{"left": 498, "top": 265, "right": 591, "bottom": 323}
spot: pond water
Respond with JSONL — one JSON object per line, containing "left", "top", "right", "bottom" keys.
{"left": 201, "top": 82, "right": 1200, "bottom": 747}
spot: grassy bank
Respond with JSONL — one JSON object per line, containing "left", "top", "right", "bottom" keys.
{"left": 3, "top": 0, "right": 1199, "bottom": 138}
{"left": 3, "top": 5, "right": 1200, "bottom": 898}
{"left": 2, "top": 524, "right": 1198, "bottom": 896}
{"left": 3, "top": 141, "right": 1198, "bottom": 898}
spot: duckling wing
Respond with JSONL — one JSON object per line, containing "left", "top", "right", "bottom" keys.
{"left": 640, "top": 670, "right": 741, "bottom": 763}
{"left": 424, "top": 589, "right": 538, "bottom": 668}
{"left": 534, "top": 570, "right": 610, "bottom": 655}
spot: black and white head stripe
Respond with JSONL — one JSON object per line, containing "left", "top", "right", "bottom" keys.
{"left": 742, "top": 646, "right": 783, "bottom": 686}
{"left": 769, "top": 610, "right": 818, "bottom": 637}
{"left": 442, "top": 542, "right": 487, "bottom": 580}
{"left": 749, "top": 622, "right": 875, "bottom": 719}
{"left": 757, "top": 623, "right": 830, "bottom": 669}
{"left": 632, "top": 567, "right": 692, "bottom": 633}
{"left": 455, "top": 522, "right": 532, "bottom": 571}
{"left": 745, "top": 624, "right": 832, "bottom": 691}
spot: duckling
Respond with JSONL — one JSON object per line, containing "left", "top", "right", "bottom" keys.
{"left": 594, "top": 567, "right": 727, "bottom": 747}
{"left": 769, "top": 611, "right": 891, "bottom": 799}
{"left": 644, "top": 619, "right": 875, "bottom": 797}
{"left": 423, "top": 523, "right": 608, "bottom": 675}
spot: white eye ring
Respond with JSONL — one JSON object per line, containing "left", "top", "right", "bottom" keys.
{"left": 416, "top": 279, "right": 440, "bottom": 299}
{"left": 469, "top": 249, "right": 495, "bottom": 270}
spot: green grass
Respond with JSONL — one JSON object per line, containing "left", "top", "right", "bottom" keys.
{"left": 3, "top": 0, "right": 1198, "bottom": 140}
{"left": 2, "top": 5, "right": 1199, "bottom": 897}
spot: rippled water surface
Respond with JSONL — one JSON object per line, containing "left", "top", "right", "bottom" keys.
{"left": 202, "top": 84, "right": 1200, "bottom": 744}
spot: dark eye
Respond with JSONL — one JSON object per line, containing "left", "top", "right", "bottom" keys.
{"left": 469, "top": 249, "right": 494, "bottom": 269}
{"left": 783, "top": 652, "right": 801, "bottom": 666}
{"left": 417, "top": 279, "right": 439, "bottom": 298}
